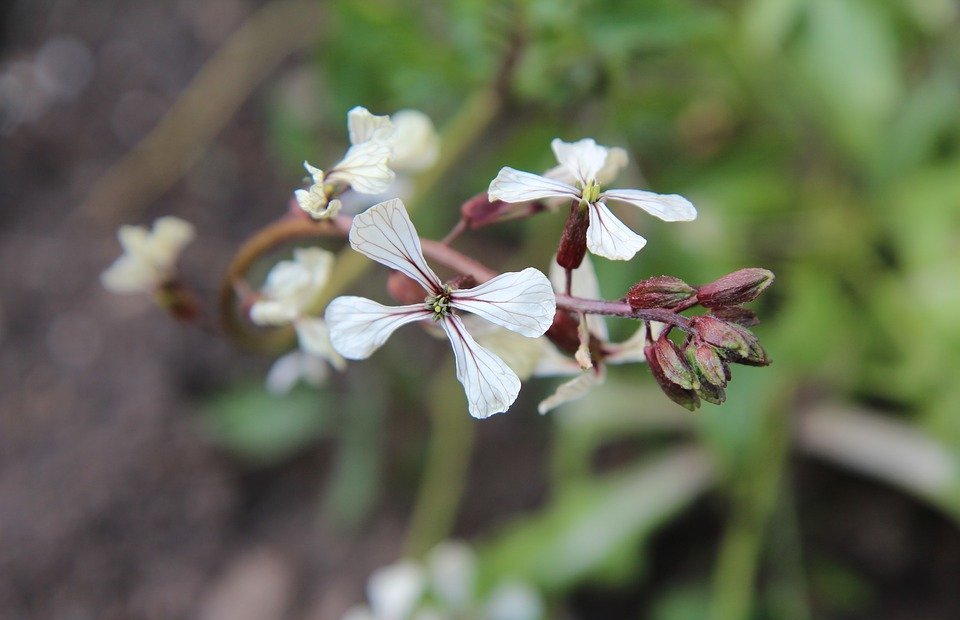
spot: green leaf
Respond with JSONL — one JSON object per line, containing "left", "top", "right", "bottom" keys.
{"left": 197, "top": 382, "right": 333, "bottom": 466}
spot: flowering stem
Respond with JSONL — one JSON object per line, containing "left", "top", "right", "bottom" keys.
{"left": 554, "top": 294, "right": 694, "bottom": 331}
{"left": 218, "top": 216, "right": 345, "bottom": 351}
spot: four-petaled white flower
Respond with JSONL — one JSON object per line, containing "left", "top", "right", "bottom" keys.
{"left": 325, "top": 199, "right": 556, "bottom": 418}
{"left": 488, "top": 138, "right": 697, "bottom": 261}
{"left": 250, "top": 247, "right": 345, "bottom": 390}
{"left": 101, "top": 216, "right": 195, "bottom": 294}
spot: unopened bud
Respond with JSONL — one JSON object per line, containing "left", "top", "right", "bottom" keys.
{"left": 692, "top": 316, "right": 770, "bottom": 366}
{"left": 710, "top": 305, "right": 759, "bottom": 327}
{"left": 387, "top": 272, "right": 425, "bottom": 305}
{"left": 156, "top": 281, "right": 200, "bottom": 323}
{"left": 461, "top": 193, "right": 546, "bottom": 229}
{"left": 555, "top": 202, "right": 590, "bottom": 270}
{"left": 626, "top": 276, "right": 696, "bottom": 310}
{"left": 645, "top": 344, "right": 701, "bottom": 411}
{"left": 684, "top": 339, "right": 728, "bottom": 387}
{"left": 654, "top": 335, "right": 699, "bottom": 390}
{"left": 695, "top": 379, "right": 726, "bottom": 405}
{"left": 697, "top": 268, "right": 774, "bottom": 308}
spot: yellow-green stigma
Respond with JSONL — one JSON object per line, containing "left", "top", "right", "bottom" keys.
{"left": 426, "top": 286, "right": 452, "bottom": 321}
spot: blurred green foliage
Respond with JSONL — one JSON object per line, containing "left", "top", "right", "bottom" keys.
{"left": 254, "top": 0, "right": 960, "bottom": 616}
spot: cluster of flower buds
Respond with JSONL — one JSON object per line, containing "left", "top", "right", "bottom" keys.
{"left": 628, "top": 268, "right": 773, "bottom": 410}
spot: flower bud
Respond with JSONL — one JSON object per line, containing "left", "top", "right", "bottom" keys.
{"left": 461, "top": 193, "right": 546, "bottom": 229}
{"left": 555, "top": 203, "right": 590, "bottom": 270}
{"left": 653, "top": 335, "right": 699, "bottom": 391}
{"left": 692, "top": 316, "right": 770, "bottom": 366}
{"left": 625, "top": 276, "right": 696, "bottom": 310}
{"left": 697, "top": 268, "right": 774, "bottom": 308}
{"left": 645, "top": 344, "right": 700, "bottom": 411}
{"left": 387, "top": 272, "right": 425, "bottom": 305}
{"left": 710, "top": 305, "right": 759, "bottom": 327}
{"left": 684, "top": 339, "right": 727, "bottom": 387}
{"left": 695, "top": 379, "right": 726, "bottom": 405}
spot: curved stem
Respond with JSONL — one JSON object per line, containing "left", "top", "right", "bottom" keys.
{"left": 218, "top": 216, "right": 346, "bottom": 351}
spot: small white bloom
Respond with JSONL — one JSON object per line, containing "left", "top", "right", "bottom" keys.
{"left": 367, "top": 561, "right": 427, "bottom": 620}
{"left": 295, "top": 160, "right": 343, "bottom": 219}
{"left": 488, "top": 138, "right": 697, "bottom": 261}
{"left": 349, "top": 106, "right": 440, "bottom": 173}
{"left": 389, "top": 109, "right": 440, "bottom": 172}
{"left": 427, "top": 542, "right": 477, "bottom": 611}
{"left": 484, "top": 581, "right": 545, "bottom": 620}
{"left": 251, "top": 247, "right": 345, "bottom": 384}
{"left": 101, "top": 216, "right": 195, "bottom": 294}
{"left": 325, "top": 199, "right": 556, "bottom": 419}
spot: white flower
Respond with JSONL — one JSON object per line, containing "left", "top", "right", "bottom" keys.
{"left": 534, "top": 255, "right": 649, "bottom": 414}
{"left": 348, "top": 106, "right": 440, "bottom": 173}
{"left": 250, "top": 247, "right": 345, "bottom": 382}
{"left": 488, "top": 138, "right": 697, "bottom": 261}
{"left": 265, "top": 350, "right": 329, "bottom": 394}
{"left": 341, "top": 541, "right": 544, "bottom": 620}
{"left": 101, "top": 216, "right": 195, "bottom": 294}
{"left": 325, "top": 199, "right": 556, "bottom": 419}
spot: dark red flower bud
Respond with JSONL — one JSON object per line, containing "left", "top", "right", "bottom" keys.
{"left": 555, "top": 202, "right": 590, "bottom": 270}
{"left": 724, "top": 322, "right": 770, "bottom": 366}
{"left": 387, "top": 272, "right": 425, "bottom": 305}
{"left": 710, "top": 305, "right": 759, "bottom": 327}
{"left": 625, "top": 276, "right": 696, "bottom": 310}
{"left": 461, "top": 192, "right": 546, "bottom": 229}
{"left": 697, "top": 268, "right": 774, "bottom": 308}
{"left": 545, "top": 311, "right": 581, "bottom": 355}
{"left": 684, "top": 339, "right": 728, "bottom": 387}
{"left": 645, "top": 344, "right": 700, "bottom": 411}
{"left": 156, "top": 281, "right": 200, "bottom": 323}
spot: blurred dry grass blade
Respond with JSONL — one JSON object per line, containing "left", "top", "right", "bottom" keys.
{"left": 80, "top": 0, "right": 325, "bottom": 223}
{"left": 797, "top": 404, "right": 960, "bottom": 521}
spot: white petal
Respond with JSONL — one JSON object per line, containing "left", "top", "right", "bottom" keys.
{"left": 586, "top": 201, "right": 647, "bottom": 261}
{"left": 551, "top": 138, "right": 608, "bottom": 185}
{"left": 532, "top": 340, "right": 582, "bottom": 378}
{"left": 100, "top": 256, "right": 156, "bottom": 294}
{"left": 295, "top": 185, "right": 340, "bottom": 219}
{"left": 602, "top": 188, "right": 697, "bottom": 222}
{"left": 547, "top": 254, "right": 607, "bottom": 340}
{"left": 389, "top": 109, "right": 440, "bottom": 172}
{"left": 367, "top": 560, "right": 426, "bottom": 620}
{"left": 260, "top": 260, "right": 312, "bottom": 302}
{"left": 150, "top": 216, "right": 196, "bottom": 265}
{"left": 484, "top": 581, "right": 545, "bottom": 620}
{"left": 451, "top": 268, "right": 556, "bottom": 337}
{"left": 303, "top": 160, "right": 324, "bottom": 183}
{"left": 427, "top": 541, "right": 477, "bottom": 610}
{"left": 265, "top": 351, "right": 329, "bottom": 395}
{"left": 348, "top": 198, "right": 442, "bottom": 291}
{"left": 117, "top": 224, "right": 151, "bottom": 258}
{"left": 295, "top": 317, "right": 346, "bottom": 370}
{"left": 487, "top": 167, "right": 579, "bottom": 204}
{"left": 537, "top": 369, "right": 604, "bottom": 415}
{"left": 250, "top": 299, "right": 298, "bottom": 326}
{"left": 347, "top": 106, "right": 395, "bottom": 145}
{"left": 293, "top": 246, "right": 335, "bottom": 285}
{"left": 441, "top": 315, "right": 522, "bottom": 419}
{"left": 596, "top": 146, "right": 629, "bottom": 185}
{"left": 325, "top": 296, "right": 429, "bottom": 359}
{"left": 604, "top": 325, "right": 648, "bottom": 365}
{"left": 465, "top": 318, "right": 547, "bottom": 381}
{"left": 328, "top": 141, "right": 395, "bottom": 194}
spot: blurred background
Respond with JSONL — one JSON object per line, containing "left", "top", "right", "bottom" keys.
{"left": 2, "top": 0, "right": 960, "bottom": 618}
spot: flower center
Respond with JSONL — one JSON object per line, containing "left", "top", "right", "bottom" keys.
{"left": 425, "top": 285, "right": 452, "bottom": 320}
{"left": 580, "top": 179, "right": 601, "bottom": 206}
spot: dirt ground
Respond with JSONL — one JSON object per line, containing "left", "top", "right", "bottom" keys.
{"left": 3, "top": 2, "right": 960, "bottom": 620}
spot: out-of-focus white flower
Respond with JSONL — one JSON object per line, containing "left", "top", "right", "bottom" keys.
{"left": 534, "top": 255, "right": 649, "bottom": 414}
{"left": 325, "top": 199, "right": 555, "bottom": 419}
{"left": 101, "top": 216, "right": 195, "bottom": 294}
{"left": 265, "top": 350, "right": 329, "bottom": 394}
{"left": 340, "top": 541, "right": 544, "bottom": 620}
{"left": 348, "top": 106, "right": 440, "bottom": 174}
{"left": 488, "top": 138, "right": 697, "bottom": 261}
{"left": 251, "top": 247, "right": 345, "bottom": 387}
